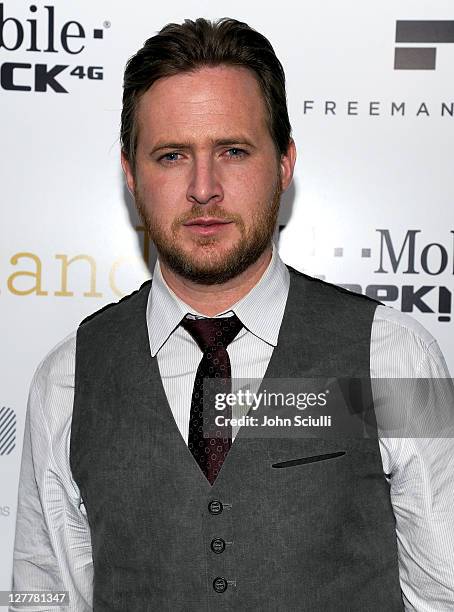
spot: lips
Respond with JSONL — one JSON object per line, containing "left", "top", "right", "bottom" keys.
{"left": 183, "top": 217, "right": 232, "bottom": 227}
{"left": 182, "top": 217, "right": 233, "bottom": 236}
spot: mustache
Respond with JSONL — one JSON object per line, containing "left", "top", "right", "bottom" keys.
{"left": 173, "top": 206, "right": 242, "bottom": 225}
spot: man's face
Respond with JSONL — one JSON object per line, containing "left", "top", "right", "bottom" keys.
{"left": 122, "top": 65, "right": 295, "bottom": 284}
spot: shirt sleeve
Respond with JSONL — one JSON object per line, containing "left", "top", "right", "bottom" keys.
{"left": 373, "top": 307, "right": 454, "bottom": 611}
{"left": 10, "top": 335, "right": 93, "bottom": 612}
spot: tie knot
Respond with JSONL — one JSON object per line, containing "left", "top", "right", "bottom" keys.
{"left": 181, "top": 314, "right": 243, "bottom": 353}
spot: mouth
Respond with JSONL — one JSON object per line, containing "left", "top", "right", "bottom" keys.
{"left": 183, "top": 217, "right": 234, "bottom": 236}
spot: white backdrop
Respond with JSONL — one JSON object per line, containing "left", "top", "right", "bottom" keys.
{"left": 1, "top": 0, "right": 453, "bottom": 590}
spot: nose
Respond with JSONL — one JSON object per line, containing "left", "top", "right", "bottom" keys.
{"left": 186, "top": 156, "right": 223, "bottom": 206}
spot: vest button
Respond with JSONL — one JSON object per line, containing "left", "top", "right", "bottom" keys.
{"left": 208, "top": 500, "right": 223, "bottom": 515}
{"left": 211, "top": 538, "right": 226, "bottom": 554}
{"left": 213, "top": 577, "right": 228, "bottom": 593}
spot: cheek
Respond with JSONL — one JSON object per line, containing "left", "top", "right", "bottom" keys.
{"left": 224, "top": 165, "right": 277, "bottom": 208}
{"left": 137, "top": 173, "right": 185, "bottom": 214}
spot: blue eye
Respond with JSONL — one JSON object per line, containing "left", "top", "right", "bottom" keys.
{"left": 226, "top": 148, "right": 247, "bottom": 158}
{"left": 160, "top": 152, "right": 181, "bottom": 162}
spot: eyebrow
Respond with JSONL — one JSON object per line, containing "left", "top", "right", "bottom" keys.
{"left": 150, "top": 138, "right": 257, "bottom": 155}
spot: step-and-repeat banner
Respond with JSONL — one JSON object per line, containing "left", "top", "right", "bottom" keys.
{"left": 1, "top": 0, "right": 453, "bottom": 589}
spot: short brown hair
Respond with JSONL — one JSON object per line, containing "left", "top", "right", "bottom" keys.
{"left": 121, "top": 17, "right": 292, "bottom": 169}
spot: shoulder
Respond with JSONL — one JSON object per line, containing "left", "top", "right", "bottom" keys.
{"left": 286, "top": 266, "right": 380, "bottom": 339}
{"left": 33, "top": 331, "right": 77, "bottom": 394}
{"left": 371, "top": 304, "right": 450, "bottom": 377}
{"left": 80, "top": 280, "right": 152, "bottom": 330}
{"left": 30, "top": 279, "right": 151, "bottom": 403}
{"left": 28, "top": 330, "right": 78, "bottom": 440}
{"left": 373, "top": 304, "right": 436, "bottom": 347}
{"left": 374, "top": 305, "right": 436, "bottom": 352}
{"left": 287, "top": 265, "right": 378, "bottom": 304}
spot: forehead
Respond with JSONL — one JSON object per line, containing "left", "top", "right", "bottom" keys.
{"left": 135, "top": 65, "right": 270, "bottom": 145}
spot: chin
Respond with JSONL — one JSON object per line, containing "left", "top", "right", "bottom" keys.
{"left": 162, "top": 242, "right": 267, "bottom": 285}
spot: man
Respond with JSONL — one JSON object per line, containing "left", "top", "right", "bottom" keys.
{"left": 11, "top": 17, "right": 454, "bottom": 611}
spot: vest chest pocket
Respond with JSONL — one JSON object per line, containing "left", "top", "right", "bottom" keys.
{"left": 271, "top": 450, "right": 346, "bottom": 468}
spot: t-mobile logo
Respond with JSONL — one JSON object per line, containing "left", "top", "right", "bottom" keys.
{"left": 395, "top": 21, "right": 454, "bottom": 70}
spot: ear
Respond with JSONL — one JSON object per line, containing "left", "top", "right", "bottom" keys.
{"left": 279, "top": 138, "right": 297, "bottom": 192}
{"left": 121, "top": 150, "right": 136, "bottom": 196}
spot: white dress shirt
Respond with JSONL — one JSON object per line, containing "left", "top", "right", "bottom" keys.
{"left": 11, "top": 244, "right": 454, "bottom": 611}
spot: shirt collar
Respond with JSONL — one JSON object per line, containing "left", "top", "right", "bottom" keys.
{"left": 147, "top": 242, "right": 289, "bottom": 356}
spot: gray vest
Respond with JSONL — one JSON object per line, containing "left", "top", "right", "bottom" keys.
{"left": 70, "top": 266, "right": 403, "bottom": 611}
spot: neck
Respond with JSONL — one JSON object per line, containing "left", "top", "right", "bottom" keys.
{"left": 159, "top": 247, "right": 273, "bottom": 317}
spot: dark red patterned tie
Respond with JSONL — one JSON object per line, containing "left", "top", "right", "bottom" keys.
{"left": 181, "top": 315, "right": 243, "bottom": 485}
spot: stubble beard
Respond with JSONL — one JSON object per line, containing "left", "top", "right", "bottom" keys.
{"left": 135, "top": 182, "right": 281, "bottom": 285}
